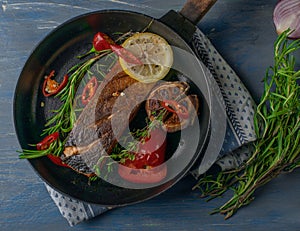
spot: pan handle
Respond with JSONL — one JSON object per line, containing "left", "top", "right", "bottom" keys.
{"left": 159, "top": 0, "right": 217, "bottom": 42}
{"left": 180, "top": 0, "right": 217, "bottom": 24}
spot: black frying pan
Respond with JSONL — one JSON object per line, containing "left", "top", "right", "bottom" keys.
{"left": 14, "top": 0, "right": 217, "bottom": 205}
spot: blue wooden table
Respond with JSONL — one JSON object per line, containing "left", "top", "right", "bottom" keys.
{"left": 1, "top": 0, "right": 300, "bottom": 230}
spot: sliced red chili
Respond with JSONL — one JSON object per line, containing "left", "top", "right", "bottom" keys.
{"left": 47, "top": 154, "right": 70, "bottom": 168}
{"left": 36, "top": 132, "right": 59, "bottom": 151}
{"left": 110, "top": 44, "right": 143, "bottom": 65}
{"left": 42, "top": 70, "right": 68, "bottom": 97}
{"left": 81, "top": 76, "right": 98, "bottom": 105}
{"left": 161, "top": 100, "right": 189, "bottom": 119}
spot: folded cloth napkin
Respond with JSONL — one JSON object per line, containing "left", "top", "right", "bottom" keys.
{"left": 45, "top": 28, "right": 257, "bottom": 226}
{"left": 190, "top": 29, "right": 256, "bottom": 174}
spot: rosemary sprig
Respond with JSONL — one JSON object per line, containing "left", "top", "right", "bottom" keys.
{"left": 19, "top": 50, "right": 112, "bottom": 159}
{"left": 19, "top": 139, "right": 64, "bottom": 159}
{"left": 43, "top": 52, "right": 111, "bottom": 135}
{"left": 194, "top": 30, "right": 300, "bottom": 219}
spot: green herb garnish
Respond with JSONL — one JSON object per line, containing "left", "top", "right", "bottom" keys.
{"left": 19, "top": 49, "right": 113, "bottom": 159}
{"left": 93, "top": 111, "right": 165, "bottom": 179}
{"left": 194, "top": 30, "right": 300, "bottom": 219}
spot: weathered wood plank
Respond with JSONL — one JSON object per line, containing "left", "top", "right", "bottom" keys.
{"left": 1, "top": 0, "right": 300, "bottom": 230}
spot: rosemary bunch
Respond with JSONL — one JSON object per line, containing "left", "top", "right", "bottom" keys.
{"left": 194, "top": 31, "right": 300, "bottom": 219}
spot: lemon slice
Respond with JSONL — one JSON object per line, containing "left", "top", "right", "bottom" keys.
{"left": 119, "top": 32, "right": 173, "bottom": 83}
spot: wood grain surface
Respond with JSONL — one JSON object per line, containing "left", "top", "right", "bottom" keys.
{"left": 1, "top": 0, "right": 300, "bottom": 230}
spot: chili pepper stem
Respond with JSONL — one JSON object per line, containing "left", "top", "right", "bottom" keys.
{"left": 77, "top": 47, "right": 96, "bottom": 59}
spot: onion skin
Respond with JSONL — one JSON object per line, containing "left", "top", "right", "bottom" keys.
{"left": 273, "top": 0, "right": 300, "bottom": 39}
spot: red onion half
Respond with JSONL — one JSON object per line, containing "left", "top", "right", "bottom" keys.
{"left": 273, "top": 0, "right": 300, "bottom": 39}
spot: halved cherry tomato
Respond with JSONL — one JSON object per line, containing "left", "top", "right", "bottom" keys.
{"left": 118, "top": 128, "right": 167, "bottom": 183}
{"left": 36, "top": 132, "right": 59, "bottom": 151}
{"left": 81, "top": 76, "right": 98, "bottom": 105}
{"left": 161, "top": 100, "right": 189, "bottom": 119}
{"left": 42, "top": 70, "right": 68, "bottom": 97}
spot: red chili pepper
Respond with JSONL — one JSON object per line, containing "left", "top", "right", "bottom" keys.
{"left": 118, "top": 163, "right": 167, "bottom": 184}
{"left": 42, "top": 70, "right": 68, "bottom": 97}
{"left": 110, "top": 44, "right": 143, "bottom": 65}
{"left": 36, "top": 133, "right": 70, "bottom": 168}
{"left": 36, "top": 132, "right": 59, "bottom": 151}
{"left": 81, "top": 76, "right": 98, "bottom": 105}
{"left": 93, "top": 32, "right": 115, "bottom": 51}
{"left": 47, "top": 154, "right": 71, "bottom": 168}
{"left": 118, "top": 128, "right": 167, "bottom": 183}
{"left": 93, "top": 32, "right": 142, "bottom": 65}
{"left": 161, "top": 100, "right": 189, "bottom": 119}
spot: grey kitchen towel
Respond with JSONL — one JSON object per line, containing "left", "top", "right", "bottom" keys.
{"left": 45, "top": 28, "right": 257, "bottom": 226}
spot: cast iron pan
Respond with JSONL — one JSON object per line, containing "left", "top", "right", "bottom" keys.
{"left": 14, "top": 0, "right": 217, "bottom": 205}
